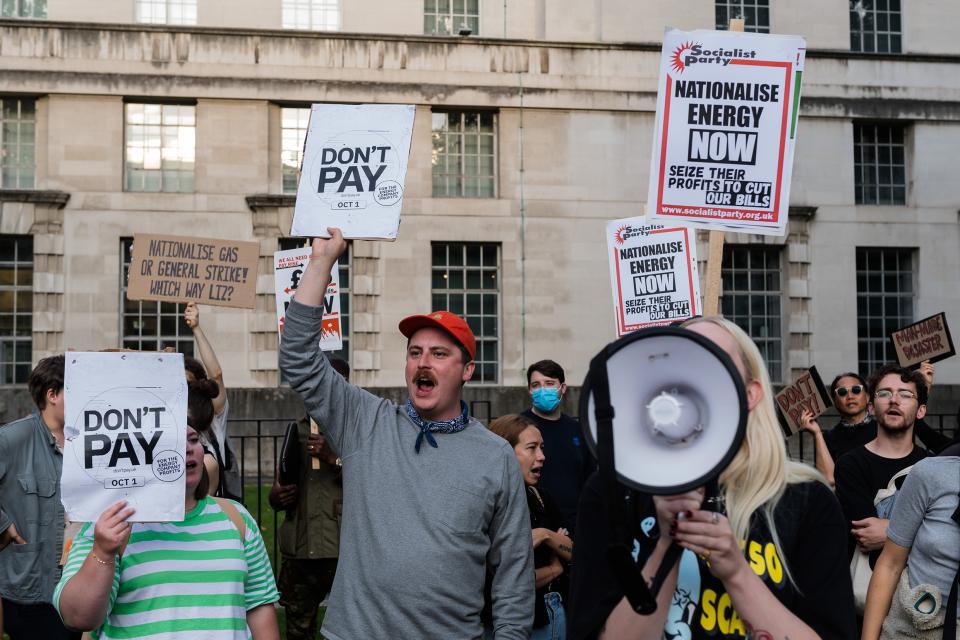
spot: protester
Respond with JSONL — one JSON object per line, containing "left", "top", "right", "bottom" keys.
{"left": 861, "top": 455, "right": 960, "bottom": 638}
{"left": 490, "top": 413, "right": 574, "bottom": 639}
{"left": 568, "top": 316, "right": 856, "bottom": 639}
{"left": 0, "top": 355, "right": 80, "bottom": 640}
{"left": 54, "top": 382, "right": 280, "bottom": 639}
{"left": 269, "top": 358, "right": 349, "bottom": 640}
{"left": 522, "top": 359, "right": 594, "bottom": 534}
{"left": 834, "top": 364, "right": 931, "bottom": 562}
{"left": 185, "top": 301, "right": 243, "bottom": 500}
{"left": 279, "top": 228, "right": 534, "bottom": 639}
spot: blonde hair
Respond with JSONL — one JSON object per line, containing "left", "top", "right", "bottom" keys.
{"left": 682, "top": 316, "right": 824, "bottom": 582}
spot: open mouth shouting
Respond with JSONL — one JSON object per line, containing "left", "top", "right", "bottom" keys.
{"left": 413, "top": 370, "right": 438, "bottom": 397}
{"left": 529, "top": 464, "right": 543, "bottom": 482}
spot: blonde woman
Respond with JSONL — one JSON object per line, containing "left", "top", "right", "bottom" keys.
{"left": 568, "top": 317, "right": 856, "bottom": 640}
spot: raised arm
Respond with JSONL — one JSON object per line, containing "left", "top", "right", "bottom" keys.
{"left": 799, "top": 410, "right": 836, "bottom": 486}
{"left": 185, "top": 303, "right": 227, "bottom": 415}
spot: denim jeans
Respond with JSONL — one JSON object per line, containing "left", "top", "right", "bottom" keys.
{"left": 530, "top": 592, "right": 566, "bottom": 640}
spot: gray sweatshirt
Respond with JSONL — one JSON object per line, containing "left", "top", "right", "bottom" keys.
{"left": 280, "top": 299, "right": 534, "bottom": 640}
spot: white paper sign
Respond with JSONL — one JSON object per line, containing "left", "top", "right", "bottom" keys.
{"left": 606, "top": 216, "right": 701, "bottom": 335}
{"left": 647, "top": 29, "right": 806, "bottom": 236}
{"left": 274, "top": 248, "right": 343, "bottom": 351}
{"left": 291, "top": 103, "right": 415, "bottom": 240}
{"left": 62, "top": 352, "right": 188, "bottom": 522}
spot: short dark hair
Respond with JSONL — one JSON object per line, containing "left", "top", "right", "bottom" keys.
{"left": 28, "top": 354, "right": 65, "bottom": 410}
{"left": 183, "top": 356, "right": 207, "bottom": 381}
{"left": 830, "top": 372, "right": 869, "bottom": 397}
{"left": 187, "top": 379, "right": 220, "bottom": 433}
{"left": 526, "top": 359, "right": 565, "bottom": 385}
{"left": 868, "top": 364, "right": 928, "bottom": 406}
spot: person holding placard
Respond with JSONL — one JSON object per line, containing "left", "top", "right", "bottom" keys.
{"left": 53, "top": 383, "right": 281, "bottom": 639}
{"left": 0, "top": 355, "right": 80, "bottom": 640}
{"left": 279, "top": 228, "right": 534, "bottom": 640}
{"left": 568, "top": 317, "right": 856, "bottom": 640}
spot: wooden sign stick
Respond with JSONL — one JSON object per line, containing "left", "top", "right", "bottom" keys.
{"left": 704, "top": 17, "right": 745, "bottom": 316}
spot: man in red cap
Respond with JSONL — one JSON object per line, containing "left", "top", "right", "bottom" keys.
{"left": 279, "top": 229, "right": 534, "bottom": 640}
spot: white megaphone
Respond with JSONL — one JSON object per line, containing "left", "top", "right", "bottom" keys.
{"left": 579, "top": 324, "right": 748, "bottom": 614}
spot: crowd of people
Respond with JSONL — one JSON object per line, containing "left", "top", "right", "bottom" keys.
{"left": 0, "top": 227, "right": 957, "bottom": 639}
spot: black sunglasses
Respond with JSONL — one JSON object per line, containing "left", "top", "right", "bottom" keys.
{"left": 835, "top": 385, "right": 864, "bottom": 397}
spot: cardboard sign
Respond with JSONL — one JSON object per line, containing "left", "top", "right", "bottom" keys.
{"left": 274, "top": 248, "right": 342, "bottom": 351}
{"left": 127, "top": 234, "right": 260, "bottom": 309}
{"left": 291, "top": 103, "right": 415, "bottom": 240}
{"left": 61, "top": 352, "right": 188, "bottom": 522}
{"left": 647, "top": 29, "right": 806, "bottom": 236}
{"left": 605, "top": 216, "right": 700, "bottom": 335}
{"left": 775, "top": 366, "right": 831, "bottom": 436}
{"left": 890, "top": 313, "right": 955, "bottom": 368}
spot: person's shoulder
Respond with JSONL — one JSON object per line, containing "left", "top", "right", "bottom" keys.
{"left": 0, "top": 414, "right": 38, "bottom": 444}
{"left": 835, "top": 444, "right": 869, "bottom": 470}
{"left": 782, "top": 477, "right": 835, "bottom": 507}
{"left": 909, "top": 454, "right": 959, "bottom": 478}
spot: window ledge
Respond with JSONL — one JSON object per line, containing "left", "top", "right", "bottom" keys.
{"left": 246, "top": 194, "right": 296, "bottom": 211}
{"left": 789, "top": 206, "right": 817, "bottom": 221}
{"left": 0, "top": 189, "right": 70, "bottom": 208}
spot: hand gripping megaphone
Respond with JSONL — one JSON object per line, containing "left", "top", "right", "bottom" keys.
{"left": 579, "top": 325, "right": 748, "bottom": 614}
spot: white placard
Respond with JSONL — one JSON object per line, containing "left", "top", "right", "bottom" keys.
{"left": 647, "top": 29, "right": 806, "bottom": 236}
{"left": 606, "top": 216, "right": 701, "bottom": 335}
{"left": 274, "top": 248, "right": 342, "bottom": 351}
{"left": 62, "top": 352, "right": 188, "bottom": 522}
{"left": 291, "top": 103, "right": 415, "bottom": 240}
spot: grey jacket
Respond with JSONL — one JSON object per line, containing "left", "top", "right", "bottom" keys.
{"left": 280, "top": 299, "right": 534, "bottom": 640}
{"left": 0, "top": 412, "right": 66, "bottom": 604}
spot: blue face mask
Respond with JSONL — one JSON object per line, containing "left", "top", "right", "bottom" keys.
{"left": 531, "top": 387, "right": 562, "bottom": 413}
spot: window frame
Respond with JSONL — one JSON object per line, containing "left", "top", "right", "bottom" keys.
{"left": 423, "top": 0, "right": 480, "bottom": 36}
{"left": 281, "top": 0, "right": 341, "bottom": 31}
{"left": 855, "top": 247, "right": 914, "bottom": 376}
{"left": 123, "top": 101, "right": 197, "bottom": 194}
{"left": 430, "top": 241, "right": 500, "bottom": 385}
{"left": 1, "top": 0, "right": 46, "bottom": 19}
{"left": 0, "top": 96, "right": 37, "bottom": 190}
{"left": 134, "top": 0, "right": 198, "bottom": 25}
{"left": 715, "top": 0, "right": 771, "bottom": 33}
{"left": 0, "top": 234, "right": 33, "bottom": 386}
{"left": 279, "top": 105, "right": 311, "bottom": 195}
{"left": 849, "top": 0, "right": 902, "bottom": 54}
{"left": 720, "top": 244, "right": 785, "bottom": 383}
{"left": 431, "top": 109, "right": 498, "bottom": 199}
{"left": 853, "top": 121, "right": 907, "bottom": 206}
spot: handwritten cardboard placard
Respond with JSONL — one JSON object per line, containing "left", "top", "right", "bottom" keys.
{"left": 274, "top": 247, "right": 342, "bottom": 351}
{"left": 890, "top": 312, "right": 955, "bottom": 368}
{"left": 775, "top": 366, "right": 831, "bottom": 436}
{"left": 61, "top": 351, "right": 188, "bottom": 522}
{"left": 647, "top": 29, "right": 806, "bottom": 236}
{"left": 291, "top": 103, "right": 415, "bottom": 240}
{"left": 127, "top": 234, "right": 260, "bottom": 309}
{"left": 605, "top": 216, "right": 700, "bottom": 335}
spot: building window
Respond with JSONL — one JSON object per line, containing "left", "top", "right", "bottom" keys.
{"left": 850, "top": 0, "right": 901, "bottom": 53}
{"left": 124, "top": 103, "right": 196, "bottom": 193}
{"left": 715, "top": 0, "right": 770, "bottom": 33}
{"left": 278, "top": 238, "right": 351, "bottom": 364}
{"left": 135, "top": 0, "right": 197, "bottom": 25}
{"left": 721, "top": 246, "right": 783, "bottom": 382}
{"left": 431, "top": 242, "right": 499, "bottom": 383}
{"left": 282, "top": 0, "right": 340, "bottom": 30}
{"left": 1, "top": 98, "right": 36, "bottom": 189}
{"left": 854, "top": 123, "right": 905, "bottom": 205}
{"left": 281, "top": 107, "right": 310, "bottom": 194}
{"left": 0, "top": 235, "right": 32, "bottom": 385}
{"left": 856, "top": 248, "right": 913, "bottom": 375}
{"left": 424, "top": 0, "right": 479, "bottom": 35}
{"left": 431, "top": 111, "right": 496, "bottom": 198}
{"left": 120, "top": 239, "right": 194, "bottom": 355}
{"left": 1, "top": 0, "right": 46, "bottom": 18}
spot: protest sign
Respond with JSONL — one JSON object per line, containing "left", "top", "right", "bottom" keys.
{"left": 605, "top": 216, "right": 700, "bottom": 335}
{"left": 61, "top": 352, "right": 188, "bottom": 522}
{"left": 127, "top": 234, "right": 260, "bottom": 309}
{"left": 775, "top": 366, "right": 831, "bottom": 436}
{"left": 274, "top": 247, "right": 342, "bottom": 351}
{"left": 890, "top": 312, "right": 955, "bottom": 368}
{"left": 647, "top": 29, "right": 806, "bottom": 236}
{"left": 291, "top": 103, "right": 415, "bottom": 240}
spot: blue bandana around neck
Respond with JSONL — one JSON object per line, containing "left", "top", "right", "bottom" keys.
{"left": 405, "top": 399, "right": 470, "bottom": 453}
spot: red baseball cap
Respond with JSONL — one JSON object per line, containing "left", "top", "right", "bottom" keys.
{"left": 398, "top": 311, "right": 476, "bottom": 361}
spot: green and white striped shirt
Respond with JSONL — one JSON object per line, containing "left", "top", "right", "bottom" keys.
{"left": 54, "top": 496, "right": 279, "bottom": 639}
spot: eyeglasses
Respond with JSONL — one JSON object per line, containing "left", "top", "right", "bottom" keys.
{"left": 835, "top": 385, "right": 864, "bottom": 397}
{"left": 874, "top": 389, "right": 918, "bottom": 401}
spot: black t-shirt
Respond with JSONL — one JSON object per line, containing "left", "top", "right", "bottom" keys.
{"left": 529, "top": 486, "right": 567, "bottom": 628}
{"left": 834, "top": 444, "right": 929, "bottom": 557}
{"left": 521, "top": 409, "right": 595, "bottom": 534}
{"left": 821, "top": 417, "right": 876, "bottom": 462}
{"left": 568, "top": 473, "right": 856, "bottom": 640}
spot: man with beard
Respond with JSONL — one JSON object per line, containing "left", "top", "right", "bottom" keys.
{"left": 279, "top": 229, "right": 534, "bottom": 640}
{"left": 834, "top": 364, "right": 930, "bottom": 561}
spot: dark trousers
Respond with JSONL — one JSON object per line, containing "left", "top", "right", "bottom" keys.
{"left": 1, "top": 598, "right": 81, "bottom": 640}
{"left": 278, "top": 557, "right": 338, "bottom": 640}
